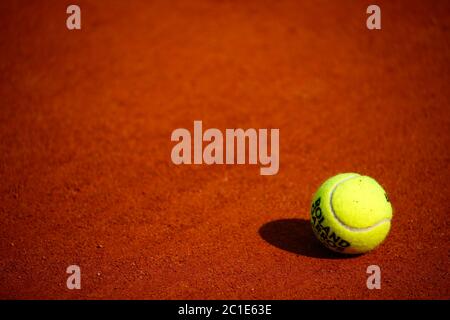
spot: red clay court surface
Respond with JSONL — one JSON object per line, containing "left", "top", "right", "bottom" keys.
{"left": 0, "top": 0, "right": 449, "bottom": 299}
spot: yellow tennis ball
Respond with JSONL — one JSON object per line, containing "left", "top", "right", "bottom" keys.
{"left": 310, "top": 173, "right": 393, "bottom": 254}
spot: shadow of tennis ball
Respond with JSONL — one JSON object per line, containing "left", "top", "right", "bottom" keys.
{"left": 259, "top": 218, "right": 361, "bottom": 259}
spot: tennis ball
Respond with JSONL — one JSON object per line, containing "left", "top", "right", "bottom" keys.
{"left": 310, "top": 173, "right": 392, "bottom": 254}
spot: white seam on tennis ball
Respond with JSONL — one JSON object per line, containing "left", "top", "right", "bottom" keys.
{"left": 329, "top": 175, "right": 391, "bottom": 232}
